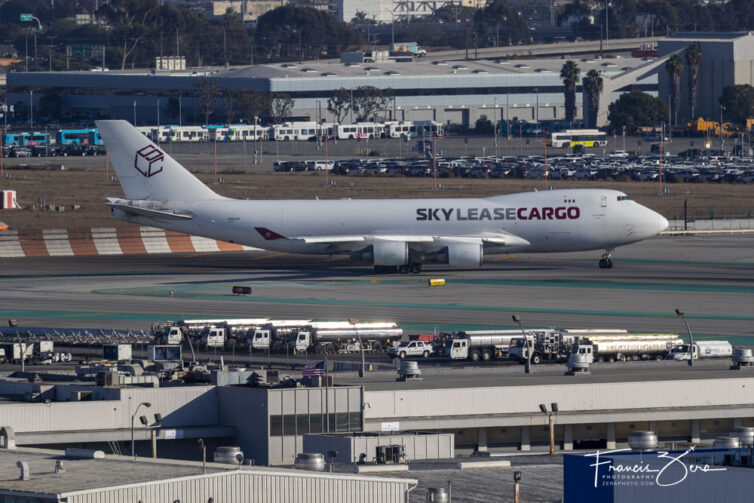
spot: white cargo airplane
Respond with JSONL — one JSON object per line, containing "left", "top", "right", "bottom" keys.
{"left": 98, "top": 120, "right": 668, "bottom": 273}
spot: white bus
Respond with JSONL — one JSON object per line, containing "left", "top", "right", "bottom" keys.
{"left": 210, "top": 125, "right": 269, "bottom": 142}
{"left": 135, "top": 126, "right": 157, "bottom": 141}
{"left": 335, "top": 122, "right": 384, "bottom": 140}
{"left": 384, "top": 120, "right": 444, "bottom": 139}
{"left": 551, "top": 129, "right": 608, "bottom": 148}
{"left": 273, "top": 122, "right": 329, "bottom": 141}
{"left": 156, "top": 126, "right": 209, "bottom": 143}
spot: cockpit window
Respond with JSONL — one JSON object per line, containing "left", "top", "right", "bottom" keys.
{"left": 617, "top": 195, "right": 632, "bottom": 201}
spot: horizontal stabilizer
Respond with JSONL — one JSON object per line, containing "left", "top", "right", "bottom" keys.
{"left": 108, "top": 201, "right": 193, "bottom": 220}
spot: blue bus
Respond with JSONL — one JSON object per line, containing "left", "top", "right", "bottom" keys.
{"left": 2, "top": 133, "right": 29, "bottom": 146}
{"left": 55, "top": 129, "right": 103, "bottom": 146}
{"left": 2, "top": 132, "right": 53, "bottom": 146}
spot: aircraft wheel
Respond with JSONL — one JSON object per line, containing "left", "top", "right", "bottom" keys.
{"left": 399, "top": 264, "right": 410, "bottom": 274}
{"left": 599, "top": 258, "right": 607, "bottom": 269}
{"left": 606, "top": 259, "right": 613, "bottom": 268}
{"left": 410, "top": 263, "right": 422, "bottom": 274}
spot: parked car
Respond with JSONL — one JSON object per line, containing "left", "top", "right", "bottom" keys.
{"left": 388, "top": 340, "right": 434, "bottom": 359}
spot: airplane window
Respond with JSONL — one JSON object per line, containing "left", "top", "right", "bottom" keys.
{"left": 617, "top": 195, "right": 632, "bottom": 201}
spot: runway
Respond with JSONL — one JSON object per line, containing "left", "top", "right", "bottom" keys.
{"left": 1, "top": 234, "right": 754, "bottom": 344}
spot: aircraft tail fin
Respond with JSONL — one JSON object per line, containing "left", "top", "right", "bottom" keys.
{"left": 96, "top": 120, "right": 222, "bottom": 201}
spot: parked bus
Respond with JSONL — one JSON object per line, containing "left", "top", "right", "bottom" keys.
{"left": 156, "top": 126, "right": 209, "bottom": 143}
{"left": 335, "top": 122, "right": 384, "bottom": 140}
{"left": 56, "top": 129, "right": 103, "bottom": 146}
{"left": 210, "top": 125, "right": 269, "bottom": 142}
{"left": 551, "top": 129, "right": 608, "bottom": 148}
{"left": 2, "top": 133, "right": 29, "bottom": 146}
{"left": 26, "top": 132, "right": 54, "bottom": 146}
{"left": 384, "top": 121, "right": 444, "bottom": 138}
{"left": 501, "top": 121, "right": 544, "bottom": 137}
{"left": 272, "top": 122, "right": 326, "bottom": 141}
{"left": 2, "top": 132, "right": 54, "bottom": 146}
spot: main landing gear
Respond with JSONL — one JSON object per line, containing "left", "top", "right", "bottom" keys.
{"left": 598, "top": 249, "right": 614, "bottom": 269}
{"left": 374, "top": 263, "right": 423, "bottom": 274}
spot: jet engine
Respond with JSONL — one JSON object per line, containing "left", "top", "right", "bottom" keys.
{"left": 351, "top": 241, "right": 409, "bottom": 266}
{"left": 427, "top": 243, "right": 483, "bottom": 267}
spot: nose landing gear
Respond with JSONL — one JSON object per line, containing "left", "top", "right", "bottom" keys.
{"left": 598, "top": 249, "right": 614, "bottom": 269}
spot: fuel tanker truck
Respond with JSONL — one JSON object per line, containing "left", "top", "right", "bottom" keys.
{"left": 510, "top": 332, "right": 683, "bottom": 364}
{"left": 293, "top": 322, "right": 403, "bottom": 354}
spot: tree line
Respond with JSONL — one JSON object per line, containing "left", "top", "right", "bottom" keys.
{"left": 189, "top": 80, "right": 395, "bottom": 125}
{"left": 0, "top": 0, "right": 364, "bottom": 71}
{"left": 558, "top": 0, "right": 754, "bottom": 41}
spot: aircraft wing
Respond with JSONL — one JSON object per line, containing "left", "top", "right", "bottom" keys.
{"left": 255, "top": 227, "right": 529, "bottom": 248}
{"left": 107, "top": 200, "right": 194, "bottom": 220}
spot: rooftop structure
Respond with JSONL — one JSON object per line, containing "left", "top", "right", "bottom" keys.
{"left": 6, "top": 56, "right": 658, "bottom": 128}
{"left": 0, "top": 447, "right": 416, "bottom": 502}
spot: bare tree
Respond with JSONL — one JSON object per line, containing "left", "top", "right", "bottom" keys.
{"left": 327, "top": 88, "right": 351, "bottom": 123}
{"left": 270, "top": 93, "right": 294, "bottom": 123}
{"left": 223, "top": 89, "right": 243, "bottom": 124}
{"left": 353, "top": 86, "right": 391, "bottom": 121}
{"left": 193, "top": 78, "right": 221, "bottom": 124}
{"left": 239, "top": 90, "right": 272, "bottom": 124}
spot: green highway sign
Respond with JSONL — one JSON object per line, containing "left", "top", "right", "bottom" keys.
{"left": 20, "top": 14, "right": 33, "bottom": 21}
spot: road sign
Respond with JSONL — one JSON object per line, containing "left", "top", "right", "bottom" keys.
{"left": 20, "top": 14, "right": 33, "bottom": 21}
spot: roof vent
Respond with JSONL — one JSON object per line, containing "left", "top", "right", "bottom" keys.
{"left": 17, "top": 461, "right": 30, "bottom": 480}
{"left": 397, "top": 360, "right": 422, "bottom": 381}
{"left": 628, "top": 431, "right": 658, "bottom": 451}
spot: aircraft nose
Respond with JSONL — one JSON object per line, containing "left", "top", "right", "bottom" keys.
{"left": 657, "top": 214, "right": 669, "bottom": 233}
{"left": 646, "top": 209, "right": 669, "bottom": 236}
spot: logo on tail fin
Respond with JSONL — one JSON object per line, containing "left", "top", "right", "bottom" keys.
{"left": 134, "top": 145, "right": 165, "bottom": 178}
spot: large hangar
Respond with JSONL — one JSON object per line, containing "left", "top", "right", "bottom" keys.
{"left": 6, "top": 56, "right": 658, "bottom": 129}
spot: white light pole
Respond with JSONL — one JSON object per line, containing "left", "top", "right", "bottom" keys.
{"left": 512, "top": 314, "right": 532, "bottom": 374}
{"left": 349, "top": 317, "right": 365, "bottom": 378}
{"left": 539, "top": 403, "right": 559, "bottom": 455}
{"left": 130, "top": 401, "right": 152, "bottom": 457}
{"left": 8, "top": 319, "right": 23, "bottom": 372}
{"left": 676, "top": 308, "right": 694, "bottom": 367}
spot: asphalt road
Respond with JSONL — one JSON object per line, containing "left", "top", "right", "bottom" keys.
{"left": 1, "top": 234, "right": 753, "bottom": 344}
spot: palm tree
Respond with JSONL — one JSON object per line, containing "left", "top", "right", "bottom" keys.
{"left": 560, "top": 60, "right": 580, "bottom": 123}
{"left": 685, "top": 43, "right": 703, "bottom": 120}
{"left": 582, "top": 70, "right": 603, "bottom": 128}
{"left": 666, "top": 54, "right": 683, "bottom": 126}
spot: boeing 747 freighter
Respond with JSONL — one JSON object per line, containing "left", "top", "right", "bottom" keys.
{"left": 98, "top": 120, "right": 668, "bottom": 273}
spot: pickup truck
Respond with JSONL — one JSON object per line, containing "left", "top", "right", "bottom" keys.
{"left": 388, "top": 341, "right": 434, "bottom": 359}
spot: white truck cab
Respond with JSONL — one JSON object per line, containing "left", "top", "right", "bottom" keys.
{"left": 571, "top": 343, "right": 595, "bottom": 363}
{"left": 166, "top": 326, "right": 183, "bottom": 345}
{"left": 202, "top": 326, "right": 226, "bottom": 348}
{"left": 449, "top": 339, "right": 469, "bottom": 360}
{"left": 295, "top": 331, "right": 311, "bottom": 353}
{"left": 251, "top": 329, "right": 272, "bottom": 350}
